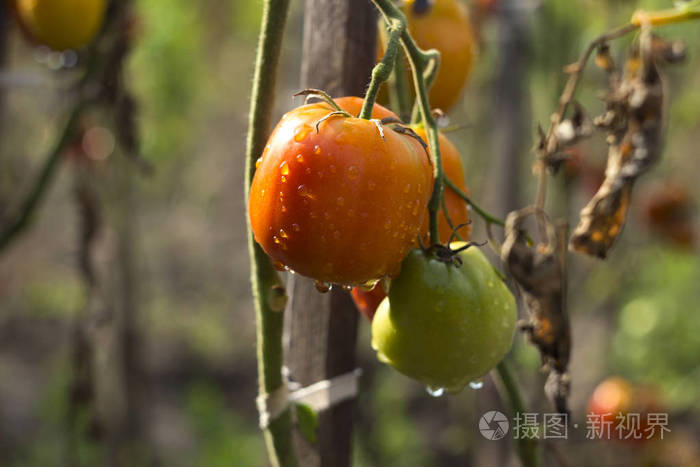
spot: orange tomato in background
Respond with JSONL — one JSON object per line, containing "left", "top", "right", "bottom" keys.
{"left": 15, "top": 0, "right": 106, "bottom": 51}
{"left": 588, "top": 377, "right": 663, "bottom": 443}
{"left": 413, "top": 125, "right": 470, "bottom": 244}
{"left": 402, "top": 0, "right": 476, "bottom": 112}
{"left": 249, "top": 97, "right": 433, "bottom": 285}
{"left": 351, "top": 284, "right": 387, "bottom": 321}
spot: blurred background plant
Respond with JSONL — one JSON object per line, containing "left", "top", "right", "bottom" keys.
{"left": 0, "top": 0, "right": 698, "bottom": 466}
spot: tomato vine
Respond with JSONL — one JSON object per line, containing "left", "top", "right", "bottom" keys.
{"left": 243, "top": 0, "right": 296, "bottom": 466}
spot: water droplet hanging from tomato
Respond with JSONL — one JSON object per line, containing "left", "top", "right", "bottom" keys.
{"left": 426, "top": 386, "right": 445, "bottom": 397}
{"left": 469, "top": 379, "right": 484, "bottom": 390}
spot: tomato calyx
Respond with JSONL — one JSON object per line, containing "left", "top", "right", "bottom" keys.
{"left": 389, "top": 123, "right": 429, "bottom": 151}
{"left": 314, "top": 110, "right": 354, "bottom": 133}
{"left": 418, "top": 221, "right": 485, "bottom": 266}
{"left": 293, "top": 88, "right": 346, "bottom": 112}
{"left": 294, "top": 88, "right": 430, "bottom": 154}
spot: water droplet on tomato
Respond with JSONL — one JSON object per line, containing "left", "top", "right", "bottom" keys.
{"left": 426, "top": 386, "right": 445, "bottom": 397}
{"left": 469, "top": 379, "right": 484, "bottom": 390}
{"left": 348, "top": 166, "right": 359, "bottom": 179}
{"left": 294, "top": 125, "right": 312, "bottom": 142}
{"left": 281, "top": 205, "right": 287, "bottom": 212}
{"left": 292, "top": 223, "right": 301, "bottom": 232}
{"left": 296, "top": 153, "right": 304, "bottom": 163}
{"left": 273, "top": 235, "right": 280, "bottom": 244}
{"left": 404, "top": 183, "right": 411, "bottom": 193}
{"left": 314, "top": 281, "right": 331, "bottom": 293}
{"left": 255, "top": 157, "right": 263, "bottom": 169}
{"left": 313, "top": 145, "right": 322, "bottom": 155}
{"left": 280, "top": 161, "right": 289, "bottom": 175}
{"left": 281, "top": 175, "right": 287, "bottom": 183}
{"left": 273, "top": 261, "right": 286, "bottom": 271}
{"left": 305, "top": 167, "right": 312, "bottom": 175}
{"left": 279, "top": 229, "right": 288, "bottom": 239}
{"left": 342, "top": 285, "right": 353, "bottom": 292}
{"left": 336, "top": 196, "right": 344, "bottom": 206}
{"left": 297, "top": 184, "right": 310, "bottom": 197}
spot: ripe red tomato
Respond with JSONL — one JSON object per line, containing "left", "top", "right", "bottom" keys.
{"left": 588, "top": 377, "right": 663, "bottom": 443}
{"left": 403, "top": 0, "right": 476, "bottom": 112}
{"left": 351, "top": 127, "right": 470, "bottom": 319}
{"left": 249, "top": 97, "right": 434, "bottom": 285}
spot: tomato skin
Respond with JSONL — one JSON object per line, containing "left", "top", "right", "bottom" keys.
{"left": 249, "top": 97, "right": 433, "bottom": 285}
{"left": 413, "top": 126, "right": 470, "bottom": 243}
{"left": 15, "top": 0, "right": 106, "bottom": 51}
{"left": 403, "top": 0, "right": 475, "bottom": 112}
{"left": 371, "top": 244, "right": 516, "bottom": 392}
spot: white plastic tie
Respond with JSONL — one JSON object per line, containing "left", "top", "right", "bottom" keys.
{"left": 290, "top": 368, "right": 363, "bottom": 412}
{"left": 255, "top": 368, "right": 362, "bottom": 428}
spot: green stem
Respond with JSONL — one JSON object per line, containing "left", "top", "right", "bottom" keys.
{"left": 370, "top": 0, "right": 443, "bottom": 245}
{"left": 494, "top": 360, "right": 541, "bottom": 467}
{"left": 359, "top": 18, "right": 404, "bottom": 120}
{"left": 244, "top": 1, "right": 296, "bottom": 466}
{"left": 378, "top": 18, "right": 412, "bottom": 122}
{"left": 392, "top": 47, "right": 413, "bottom": 121}
{"left": 444, "top": 176, "right": 506, "bottom": 227}
{"left": 0, "top": 103, "right": 86, "bottom": 253}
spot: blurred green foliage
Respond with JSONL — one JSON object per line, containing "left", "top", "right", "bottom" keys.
{"left": 186, "top": 382, "right": 265, "bottom": 467}
{"left": 613, "top": 247, "right": 700, "bottom": 410}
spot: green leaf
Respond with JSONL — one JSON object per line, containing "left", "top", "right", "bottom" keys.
{"left": 295, "top": 403, "right": 319, "bottom": 444}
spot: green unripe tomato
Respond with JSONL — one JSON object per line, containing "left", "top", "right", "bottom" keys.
{"left": 371, "top": 243, "right": 516, "bottom": 393}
